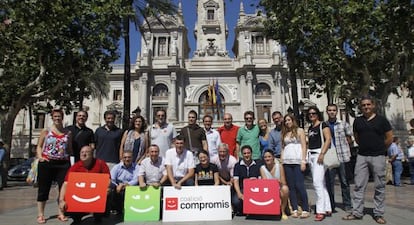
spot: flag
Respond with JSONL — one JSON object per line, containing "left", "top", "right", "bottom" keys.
{"left": 215, "top": 79, "right": 221, "bottom": 106}
{"left": 207, "top": 81, "right": 212, "bottom": 104}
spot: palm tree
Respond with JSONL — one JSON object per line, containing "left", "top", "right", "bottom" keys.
{"left": 121, "top": 0, "right": 176, "bottom": 129}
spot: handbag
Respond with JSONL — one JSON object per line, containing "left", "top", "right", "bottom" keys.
{"left": 26, "top": 158, "right": 39, "bottom": 187}
{"left": 319, "top": 123, "right": 340, "bottom": 169}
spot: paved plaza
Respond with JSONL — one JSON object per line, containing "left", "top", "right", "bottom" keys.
{"left": 0, "top": 178, "right": 413, "bottom": 225}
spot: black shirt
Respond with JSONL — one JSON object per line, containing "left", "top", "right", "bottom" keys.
{"left": 66, "top": 125, "right": 95, "bottom": 162}
{"left": 195, "top": 163, "right": 219, "bottom": 185}
{"left": 353, "top": 115, "right": 392, "bottom": 156}
{"left": 308, "top": 122, "right": 329, "bottom": 150}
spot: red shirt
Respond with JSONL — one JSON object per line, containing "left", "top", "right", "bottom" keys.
{"left": 217, "top": 124, "right": 239, "bottom": 157}
{"left": 64, "top": 159, "right": 110, "bottom": 181}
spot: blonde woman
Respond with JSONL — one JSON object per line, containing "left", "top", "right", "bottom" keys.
{"left": 281, "top": 114, "right": 310, "bottom": 218}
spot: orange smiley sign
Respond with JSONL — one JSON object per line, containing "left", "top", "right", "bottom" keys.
{"left": 65, "top": 172, "right": 110, "bottom": 213}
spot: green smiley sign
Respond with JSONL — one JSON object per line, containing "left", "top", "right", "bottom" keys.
{"left": 124, "top": 186, "right": 161, "bottom": 221}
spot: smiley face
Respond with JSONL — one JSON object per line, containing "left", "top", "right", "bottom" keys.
{"left": 243, "top": 179, "right": 280, "bottom": 215}
{"left": 165, "top": 197, "right": 178, "bottom": 210}
{"left": 248, "top": 187, "right": 275, "bottom": 206}
{"left": 65, "top": 173, "right": 110, "bottom": 213}
{"left": 124, "top": 186, "right": 161, "bottom": 222}
{"left": 71, "top": 182, "right": 101, "bottom": 203}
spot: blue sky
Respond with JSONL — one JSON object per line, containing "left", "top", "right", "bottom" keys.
{"left": 114, "top": 0, "right": 258, "bottom": 64}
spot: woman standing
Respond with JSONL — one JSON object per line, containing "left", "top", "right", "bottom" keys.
{"left": 119, "top": 115, "right": 148, "bottom": 164}
{"left": 258, "top": 119, "right": 270, "bottom": 156}
{"left": 260, "top": 149, "right": 289, "bottom": 220}
{"left": 306, "top": 106, "right": 332, "bottom": 221}
{"left": 281, "top": 114, "right": 310, "bottom": 219}
{"left": 195, "top": 150, "right": 219, "bottom": 185}
{"left": 36, "top": 107, "right": 72, "bottom": 224}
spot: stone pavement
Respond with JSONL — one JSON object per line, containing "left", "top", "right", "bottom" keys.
{"left": 0, "top": 178, "right": 413, "bottom": 225}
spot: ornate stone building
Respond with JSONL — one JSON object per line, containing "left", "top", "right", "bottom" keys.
{"left": 8, "top": 0, "right": 414, "bottom": 157}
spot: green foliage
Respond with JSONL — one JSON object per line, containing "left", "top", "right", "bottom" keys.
{"left": 0, "top": 0, "right": 124, "bottom": 113}
{"left": 261, "top": 0, "right": 414, "bottom": 115}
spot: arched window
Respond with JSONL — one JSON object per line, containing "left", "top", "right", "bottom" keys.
{"left": 255, "top": 83, "right": 271, "bottom": 122}
{"left": 255, "top": 83, "right": 271, "bottom": 97}
{"left": 198, "top": 90, "right": 225, "bottom": 121}
{"left": 153, "top": 84, "right": 168, "bottom": 100}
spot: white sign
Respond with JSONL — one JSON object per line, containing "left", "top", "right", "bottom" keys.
{"left": 162, "top": 186, "right": 232, "bottom": 222}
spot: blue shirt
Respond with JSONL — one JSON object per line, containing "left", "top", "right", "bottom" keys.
{"left": 268, "top": 128, "right": 282, "bottom": 157}
{"left": 388, "top": 143, "right": 403, "bottom": 160}
{"left": 110, "top": 161, "right": 139, "bottom": 187}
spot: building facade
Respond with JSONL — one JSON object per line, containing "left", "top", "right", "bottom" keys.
{"left": 8, "top": 0, "right": 414, "bottom": 157}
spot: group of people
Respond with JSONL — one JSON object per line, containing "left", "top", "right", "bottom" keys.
{"left": 34, "top": 95, "right": 395, "bottom": 224}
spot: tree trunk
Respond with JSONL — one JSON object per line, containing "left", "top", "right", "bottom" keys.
{"left": 0, "top": 103, "right": 23, "bottom": 187}
{"left": 28, "top": 105, "right": 34, "bottom": 157}
{"left": 287, "top": 48, "right": 300, "bottom": 117}
{"left": 123, "top": 16, "right": 131, "bottom": 130}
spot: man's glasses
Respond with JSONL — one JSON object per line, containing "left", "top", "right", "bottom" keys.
{"left": 245, "top": 117, "right": 253, "bottom": 121}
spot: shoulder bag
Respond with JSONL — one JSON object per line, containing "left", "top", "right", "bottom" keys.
{"left": 320, "top": 123, "right": 340, "bottom": 169}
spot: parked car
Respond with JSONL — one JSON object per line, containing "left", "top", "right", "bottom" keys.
{"left": 8, "top": 157, "right": 27, "bottom": 169}
{"left": 8, "top": 157, "right": 34, "bottom": 181}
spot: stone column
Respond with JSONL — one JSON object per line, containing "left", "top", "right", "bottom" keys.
{"left": 274, "top": 71, "right": 283, "bottom": 112}
{"left": 169, "top": 71, "right": 177, "bottom": 121}
{"left": 140, "top": 72, "right": 148, "bottom": 119}
{"left": 246, "top": 71, "right": 254, "bottom": 111}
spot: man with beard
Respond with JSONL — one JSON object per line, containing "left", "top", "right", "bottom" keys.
{"left": 95, "top": 111, "right": 123, "bottom": 170}
{"left": 66, "top": 110, "right": 95, "bottom": 162}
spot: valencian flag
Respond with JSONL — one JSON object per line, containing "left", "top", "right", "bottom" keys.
{"left": 212, "top": 80, "right": 217, "bottom": 105}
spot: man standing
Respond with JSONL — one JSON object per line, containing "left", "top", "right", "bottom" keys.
{"left": 149, "top": 109, "right": 177, "bottom": 158}
{"left": 324, "top": 104, "right": 353, "bottom": 212}
{"left": 165, "top": 136, "right": 195, "bottom": 188}
{"left": 210, "top": 143, "right": 237, "bottom": 186}
{"left": 268, "top": 111, "right": 283, "bottom": 159}
{"left": 387, "top": 137, "right": 404, "bottom": 187}
{"left": 343, "top": 96, "right": 392, "bottom": 224}
{"left": 179, "top": 110, "right": 208, "bottom": 156}
{"left": 217, "top": 113, "right": 239, "bottom": 158}
{"left": 95, "top": 111, "right": 123, "bottom": 169}
{"left": 138, "top": 144, "right": 168, "bottom": 187}
{"left": 59, "top": 146, "right": 110, "bottom": 224}
{"left": 66, "top": 111, "right": 95, "bottom": 162}
{"left": 233, "top": 145, "right": 261, "bottom": 216}
{"left": 236, "top": 111, "right": 261, "bottom": 160}
{"left": 109, "top": 150, "right": 140, "bottom": 214}
{"left": 203, "top": 115, "right": 221, "bottom": 158}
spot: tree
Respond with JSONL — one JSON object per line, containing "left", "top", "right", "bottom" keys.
{"left": 261, "top": 1, "right": 414, "bottom": 116}
{"left": 121, "top": 0, "right": 176, "bottom": 129}
{"left": 0, "top": 0, "right": 124, "bottom": 183}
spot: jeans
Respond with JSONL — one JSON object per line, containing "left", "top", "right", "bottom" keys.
{"left": 283, "top": 164, "right": 309, "bottom": 211}
{"left": 352, "top": 155, "right": 385, "bottom": 217}
{"left": 325, "top": 162, "right": 352, "bottom": 210}
{"left": 391, "top": 160, "right": 403, "bottom": 186}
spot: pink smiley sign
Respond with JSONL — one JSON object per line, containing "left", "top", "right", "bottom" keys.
{"left": 243, "top": 179, "right": 280, "bottom": 215}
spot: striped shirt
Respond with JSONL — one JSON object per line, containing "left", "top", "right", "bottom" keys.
{"left": 327, "top": 120, "right": 352, "bottom": 163}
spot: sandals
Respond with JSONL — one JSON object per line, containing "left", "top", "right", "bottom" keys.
{"left": 57, "top": 214, "right": 68, "bottom": 222}
{"left": 342, "top": 213, "right": 362, "bottom": 220}
{"left": 374, "top": 216, "right": 387, "bottom": 224}
{"left": 37, "top": 215, "right": 46, "bottom": 224}
{"left": 281, "top": 213, "right": 288, "bottom": 220}
{"left": 291, "top": 210, "right": 299, "bottom": 218}
{"left": 300, "top": 211, "right": 310, "bottom": 219}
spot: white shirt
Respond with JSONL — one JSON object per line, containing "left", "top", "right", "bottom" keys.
{"left": 210, "top": 154, "right": 237, "bottom": 181}
{"left": 165, "top": 148, "right": 195, "bottom": 178}
{"left": 150, "top": 123, "right": 177, "bottom": 158}
{"left": 205, "top": 128, "right": 222, "bottom": 158}
{"left": 138, "top": 156, "right": 166, "bottom": 184}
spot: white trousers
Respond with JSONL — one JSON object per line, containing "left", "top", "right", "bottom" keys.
{"left": 309, "top": 152, "right": 331, "bottom": 213}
